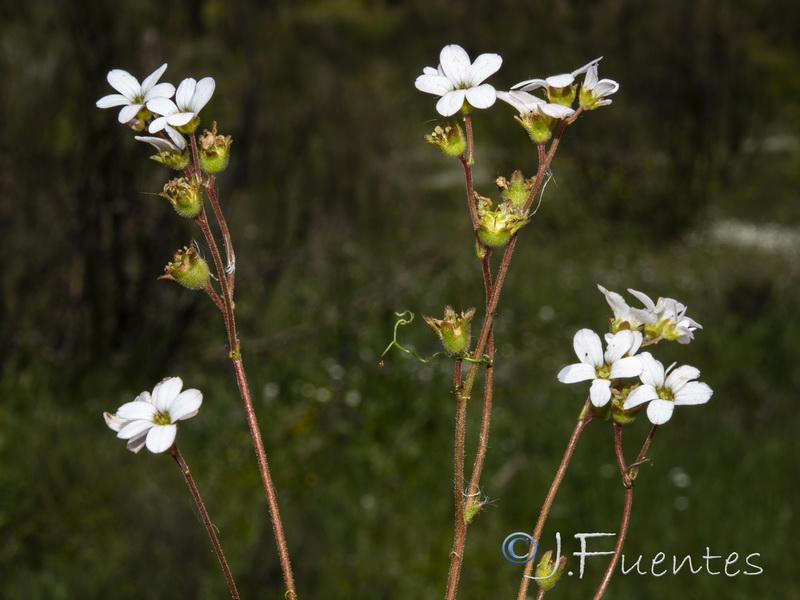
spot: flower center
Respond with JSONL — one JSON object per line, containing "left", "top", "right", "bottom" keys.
{"left": 656, "top": 386, "right": 675, "bottom": 403}
{"left": 596, "top": 363, "right": 611, "bottom": 380}
{"left": 153, "top": 411, "right": 172, "bottom": 426}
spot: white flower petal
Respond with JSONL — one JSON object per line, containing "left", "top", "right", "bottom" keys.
{"left": 605, "top": 330, "right": 635, "bottom": 363}
{"left": 439, "top": 45, "right": 471, "bottom": 85}
{"left": 163, "top": 126, "right": 188, "bottom": 149}
{"left": 140, "top": 63, "right": 168, "bottom": 93}
{"left": 96, "top": 93, "right": 131, "bottom": 109}
{"left": 175, "top": 78, "right": 197, "bottom": 109}
{"left": 665, "top": 365, "right": 700, "bottom": 391}
{"left": 165, "top": 112, "right": 196, "bottom": 127}
{"left": 572, "top": 57, "right": 602, "bottom": 77}
{"left": 146, "top": 97, "right": 178, "bottom": 117}
{"left": 465, "top": 84, "right": 497, "bottom": 109}
{"left": 116, "top": 401, "right": 157, "bottom": 421}
{"left": 609, "top": 355, "right": 643, "bottom": 379}
{"left": 627, "top": 288, "right": 656, "bottom": 312}
{"left": 637, "top": 353, "right": 665, "bottom": 387}
{"left": 496, "top": 90, "right": 543, "bottom": 114}
{"left": 415, "top": 74, "right": 453, "bottom": 96}
{"left": 145, "top": 82, "right": 176, "bottom": 101}
{"left": 125, "top": 435, "right": 147, "bottom": 454}
{"left": 646, "top": 400, "right": 674, "bottom": 424}
{"left": 557, "top": 363, "right": 597, "bottom": 384}
{"left": 573, "top": 329, "right": 603, "bottom": 367}
{"left": 436, "top": 89, "right": 467, "bottom": 117}
{"left": 145, "top": 424, "right": 177, "bottom": 453}
{"left": 593, "top": 79, "right": 619, "bottom": 97}
{"left": 117, "top": 104, "right": 142, "bottom": 124}
{"left": 169, "top": 389, "right": 203, "bottom": 421}
{"left": 545, "top": 73, "right": 575, "bottom": 88}
{"left": 103, "top": 412, "right": 127, "bottom": 433}
{"left": 117, "top": 419, "right": 155, "bottom": 440}
{"left": 623, "top": 384, "right": 657, "bottom": 410}
{"left": 190, "top": 77, "right": 215, "bottom": 112}
{"left": 674, "top": 382, "right": 713, "bottom": 406}
{"left": 106, "top": 69, "right": 140, "bottom": 99}
{"left": 422, "top": 66, "right": 439, "bottom": 76}
{"left": 539, "top": 103, "right": 576, "bottom": 119}
{"left": 149, "top": 116, "right": 168, "bottom": 133}
{"left": 134, "top": 136, "right": 182, "bottom": 153}
{"left": 468, "top": 53, "right": 502, "bottom": 85}
{"left": 152, "top": 377, "right": 183, "bottom": 410}
{"left": 512, "top": 78, "right": 546, "bottom": 91}
{"left": 590, "top": 378, "right": 612, "bottom": 407}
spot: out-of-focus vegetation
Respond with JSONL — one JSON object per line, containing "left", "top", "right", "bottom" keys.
{"left": 1, "top": 0, "right": 798, "bottom": 598}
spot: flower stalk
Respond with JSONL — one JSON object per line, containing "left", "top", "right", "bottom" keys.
{"left": 171, "top": 445, "right": 240, "bottom": 600}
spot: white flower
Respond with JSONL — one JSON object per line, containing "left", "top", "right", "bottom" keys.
{"left": 96, "top": 64, "right": 175, "bottom": 124}
{"left": 495, "top": 90, "right": 575, "bottom": 119}
{"left": 147, "top": 77, "right": 216, "bottom": 146}
{"left": 557, "top": 329, "right": 644, "bottom": 407}
{"left": 104, "top": 377, "right": 202, "bottom": 454}
{"left": 623, "top": 353, "right": 712, "bottom": 424}
{"left": 627, "top": 289, "right": 702, "bottom": 344}
{"left": 598, "top": 284, "right": 658, "bottom": 330}
{"left": 512, "top": 57, "right": 601, "bottom": 93}
{"left": 415, "top": 44, "right": 502, "bottom": 117}
{"left": 579, "top": 62, "right": 619, "bottom": 109}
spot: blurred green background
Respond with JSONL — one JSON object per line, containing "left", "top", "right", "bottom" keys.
{"left": 1, "top": 0, "right": 798, "bottom": 598}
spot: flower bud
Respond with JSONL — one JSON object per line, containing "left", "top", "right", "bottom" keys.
{"left": 160, "top": 177, "right": 203, "bottom": 218}
{"left": 535, "top": 550, "right": 568, "bottom": 592}
{"left": 199, "top": 122, "right": 232, "bottom": 173}
{"left": 423, "top": 305, "right": 477, "bottom": 357}
{"left": 475, "top": 194, "right": 529, "bottom": 247}
{"left": 424, "top": 122, "right": 466, "bottom": 157}
{"left": 160, "top": 246, "right": 210, "bottom": 290}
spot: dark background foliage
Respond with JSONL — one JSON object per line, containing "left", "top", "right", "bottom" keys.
{"left": 1, "top": 0, "right": 798, "bottom": 598}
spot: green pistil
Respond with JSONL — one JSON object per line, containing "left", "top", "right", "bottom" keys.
{"left": 153, "top": 411, "right": 172, "bottom": 426}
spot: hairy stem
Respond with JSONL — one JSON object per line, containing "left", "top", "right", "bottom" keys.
{"left": 517, "top": 401, "right": 593, "bottom": 600}
{"left": 171, "top": 445, "right": 240, "bottom": 600}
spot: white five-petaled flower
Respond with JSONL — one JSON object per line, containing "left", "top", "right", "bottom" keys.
{"left": 147, "top": 77, "right": 216, "bottom": 148}
{"left": 598, "top": 284, "right": 658, "bottom": 330}
{"left": 624, "top": 353, "right": 712, "bottom": 424}
{"left": 512, "top": 57, "right": 601, "bottom": 93}
{"left": 104, "top": 377, "right": 202, "bottom": 454}
{"left": 579, "top": 62, "right": 619, "bottom": 109}
{"left": 627, "top": 289, "right": 702, "bottom": 344}
{"left": 96, "top": 63, "right": 175, "bottom": 124}
{"left": 495, "top": 90, "right": 575, "bottom": 119}
{"left": 557, "top": 329, "right": 644, "bottom": 407}
{"left": 415, "top": 44, "right": 502, "bottom": 117}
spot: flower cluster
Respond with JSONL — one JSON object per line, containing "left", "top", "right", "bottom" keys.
{"left": 557, "top": 286, "right": 712, "bottom": 425}
{"left": 104, "top": 377, "right": 202, "bottom": 454}
{"left": 96, "top": 63, "right": 215, "bottom": 156}
{"left": 415, "top": 44, "right": 618, "bottom": 140}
